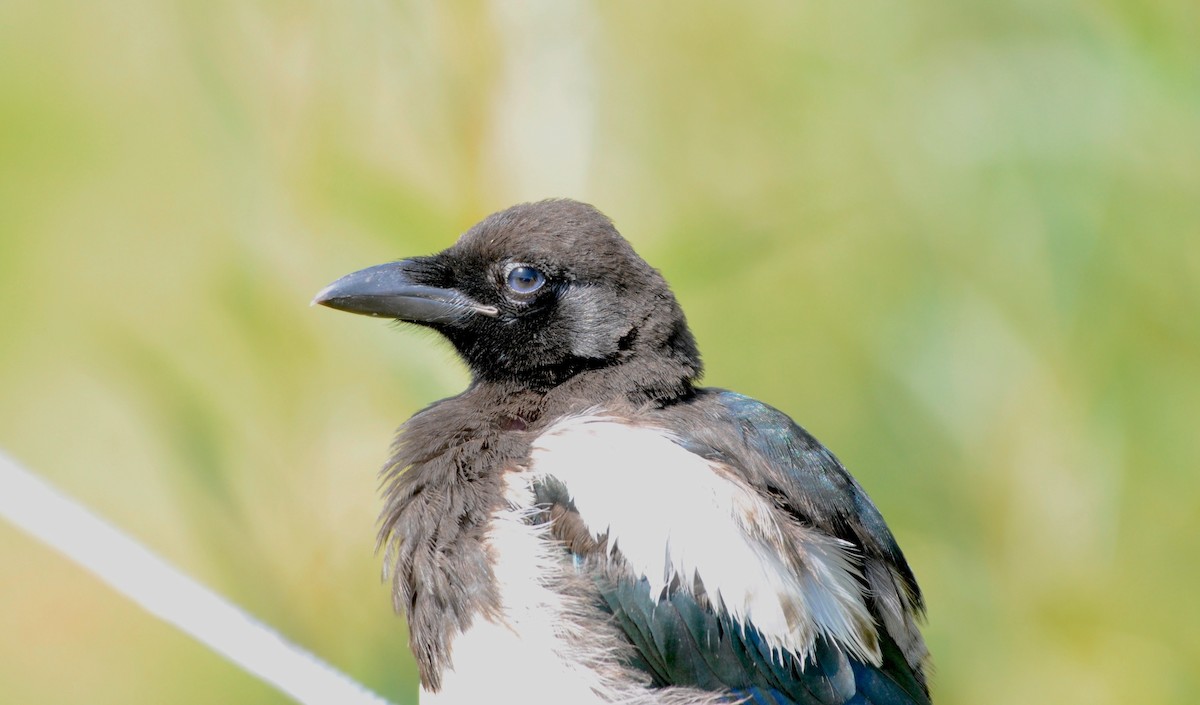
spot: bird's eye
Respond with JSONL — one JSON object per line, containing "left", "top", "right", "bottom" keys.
{"left": 506, "top": 265, "right": 546, "bottom": 295}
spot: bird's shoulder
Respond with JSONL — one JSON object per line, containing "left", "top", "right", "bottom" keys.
{"left": 650, "top": 388, "right": 923, "bottom": 607}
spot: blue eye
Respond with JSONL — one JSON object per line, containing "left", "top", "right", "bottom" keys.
{"left": 506, "top": 265, "right": 546, "bottom": 294}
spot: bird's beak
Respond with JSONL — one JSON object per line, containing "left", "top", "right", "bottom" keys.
{"left": 312, "top": 260, "right": 498, "bottom": 323}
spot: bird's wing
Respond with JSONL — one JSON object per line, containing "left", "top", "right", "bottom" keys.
{"left": 526, "top": 390, "right": 929, "bottom": 705}
{"left": 666, "top": 391, "right": 930, "bottom": 674}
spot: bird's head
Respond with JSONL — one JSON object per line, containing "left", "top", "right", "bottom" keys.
{"left": 314, "top": 199, "right": 701, "bottom": 396}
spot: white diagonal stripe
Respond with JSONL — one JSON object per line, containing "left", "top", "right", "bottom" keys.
{"left": 0, "top": 449, "right": 394, "bottom": 705}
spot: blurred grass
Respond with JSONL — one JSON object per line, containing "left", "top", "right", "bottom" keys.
{"left": 1, "top": 1, "right": 1197, "bottom": 703}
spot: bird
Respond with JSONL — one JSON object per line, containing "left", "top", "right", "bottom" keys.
{"left": 313, "top": 199, "right": 931, "bottom": 705}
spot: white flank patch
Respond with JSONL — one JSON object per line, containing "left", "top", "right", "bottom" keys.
{"left": 528, "top": 416, "right": 882, "bottom": 666}
{"left": 423, "top": 474, "right": 612, "bottom": 705}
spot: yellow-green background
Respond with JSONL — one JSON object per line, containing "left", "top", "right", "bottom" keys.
{"left": 2, "top": 2, "right": 1197, "bottom": 703}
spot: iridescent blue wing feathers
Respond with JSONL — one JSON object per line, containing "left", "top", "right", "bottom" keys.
{"left": 591, "top": 573, "right": 929, "bottom": 705}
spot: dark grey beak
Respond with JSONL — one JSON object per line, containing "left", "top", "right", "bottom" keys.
{"left": 312, "top": 260, "right": 498, "bottom": 323}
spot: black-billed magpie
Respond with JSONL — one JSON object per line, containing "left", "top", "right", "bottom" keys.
{"left": 315, "top": 199, "right": 931, "bottom": 705}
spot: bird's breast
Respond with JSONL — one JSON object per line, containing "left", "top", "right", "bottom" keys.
{"left": 423, "top": 469, "right": 631, "bottom": 705}
{"left": 426, "top": 413, "right": 885, "bottom": 703}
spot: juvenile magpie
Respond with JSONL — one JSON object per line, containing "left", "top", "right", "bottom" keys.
{"left": 314, "top": 199, "right": 931, "bottom": 705}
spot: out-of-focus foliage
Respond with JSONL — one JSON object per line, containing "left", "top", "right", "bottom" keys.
{"left": 1, "top": 1, "right": 1197, "bottom": 703}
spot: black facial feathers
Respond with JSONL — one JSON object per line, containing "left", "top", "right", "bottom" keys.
{"left": 418, "top": 199, "right": 702, "bottom": 396}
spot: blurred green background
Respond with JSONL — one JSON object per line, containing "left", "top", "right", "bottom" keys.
{"left": 2, "top": 1, "right": 1198, "bottom": 703}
